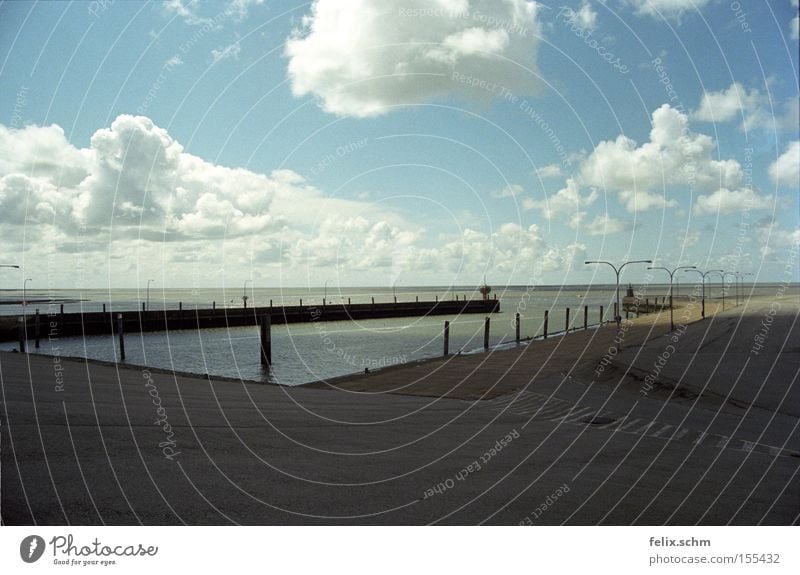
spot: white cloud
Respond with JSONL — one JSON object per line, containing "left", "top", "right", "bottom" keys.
{"left": 523, "top": 178, "right": 597, "bottom": 218}
{"left": 0, "top": 116, "right": 585, "bottom": 284}
{"left": 284, "top": 0, "right": 543, "bottom": 117}
{"left": 681, "top": 230, "right": 701, "bottom": 248}
{"left": 691, "top": 83, "right": 766, "bottom": 129}
{"left": 163, "top": 0, "right": 211, "bottom": 26}
{"left": 570, "top": 1, "right": 598, "bottom": 30}
{"left": 691, "top": 82, "right": 797, "bottom": 132}
{"left": 535, "top": 163, "right": 562, "bottom": 178}
{"left": 577, "top": 104, "right": 748, "bottom": 212}
{"left": 769, "top": 140, "right": 800, "bottom": 188}
{"left": 625, "top": 0, "right": 711, "bottom": 19}
{"left": 491, "top": 183, "right": 524, "bottom": 198}
{"left": 0, "top": 116, "right": 324, "bottom": 240}
{"left": 693, "top": 187, "right": 773, "bottom": 216}
{"left": 164, "top": 55, "right": 184, "bottom": 68}
{"left": 211, "top": 40, "right": 241, "bottom": 62}
{"left": 754, "top": 218, "right": 800, "bottom": 259}
{"left": 579, "top": 214, "right": 635, "bottom": 236}
{"left": 226, "top": 0, "right": 264, "bottom": 20}
{"left": 163, "top": 0, "right": 261, "bottom": 24}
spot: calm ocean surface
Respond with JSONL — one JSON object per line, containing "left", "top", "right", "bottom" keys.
{"left": 0, "top": 283, "right": 732, "bottom": 385}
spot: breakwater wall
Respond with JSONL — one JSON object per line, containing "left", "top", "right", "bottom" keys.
{"left": 0, "top": 299, "right": 500, "bottom": 344}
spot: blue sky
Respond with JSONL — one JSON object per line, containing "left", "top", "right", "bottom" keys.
{"left": 0, "top": 0, "right": 798, "bottom": 289}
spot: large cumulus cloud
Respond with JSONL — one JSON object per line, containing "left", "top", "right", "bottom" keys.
{"left": 285, "top": 0, "right": 543, "bottom": 117}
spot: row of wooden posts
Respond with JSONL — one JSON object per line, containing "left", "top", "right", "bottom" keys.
{"left": 439, "top": 296, "right": 669, "bottom": 357}
{"left": 15, "top": 297, "right": 666, "bottom": 366}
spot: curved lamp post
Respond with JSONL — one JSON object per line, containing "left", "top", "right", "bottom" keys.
{"left": 682, "top": 269, "right": 723, "bottom": 318}
{"left": 723, "top": 272, "right": 738, "bottom": 308}
{"left": 706, "top": 270, "right": 726, "bottom": 311}
{"left": 647, "top": 265, "right": 696, "bottom": 330}
{"left": 736, "top": 272, "right": 754, "bottom": 307}
{"left": 585, "top": 259, "right": 652, "bottom": 331}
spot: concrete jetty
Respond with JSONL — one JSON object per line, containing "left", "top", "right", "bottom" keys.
{"left": 0, "top": 298, "right": 499, "bottom": 343}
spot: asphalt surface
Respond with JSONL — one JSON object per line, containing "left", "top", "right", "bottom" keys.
{"left": 1, "top": 296, "right": 798, "bottom": 525}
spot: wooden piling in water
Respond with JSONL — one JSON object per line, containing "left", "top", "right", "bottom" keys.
{"left": 543, "top": 310, "right": 549, "bottom": 340}
{"left": 483, "top": 317, "right": 490, "bottom": 350}
{"left": 443, "top": 321, "right": 450, "bottom": 356}
{"left": 260, "top": 315, "right": 271, "bottom": 366}
{"left": 515, "top": 313, "right": 520, "bottom": 343}
{"left": 600, "top": 305, "right": 604, "bottom": 325}
{"left": 103, "top": 303, "right": 106, "bottom": 313}
{"left": 583, "top": 305, "right": 588, "bottom": 330}
{"left": 565, "top": 307, "right": 570, "bottom": 333}
{"left": 17, "top": 317, "right": 25, "bottom": 353}
{"left": 34, "top": 309, "right": 40, "bottom": 348}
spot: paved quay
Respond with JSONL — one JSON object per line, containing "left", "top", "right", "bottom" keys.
{"left": 1, "top": 294, "right": 798, "bottom": 525}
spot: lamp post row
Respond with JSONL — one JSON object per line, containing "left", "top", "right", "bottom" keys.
{"left": 585, "top": 261, "right": 751, "bottom": 328}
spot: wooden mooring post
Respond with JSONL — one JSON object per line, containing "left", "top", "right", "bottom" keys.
{"left": 483, "top": 317, "right": 490, "bottom": 350}
{"left": 34, "top": 309, "right": 40, "bottom": 348}
{"left": 583, "top": 305, "right": 588, "bottom": 330}
{"left": 515, "top": 313, "right": 520, "bottom": 343}
{"left": 565, "top": 307, "right": 570, "bottom": 333}
{"left": 260, "top": 315, "right": 272, "bottom": 366}
{"left": 600, "top": 305, "right": 604, "bottom": 325}
{"left": 543, "top": 310, "right": 549, "bottom": 340}
{"left": 17, "top": 317, "right": 25, "bottom": 353}
{"left": 443, "top": 321, "right": 450, "bottom": 356}
{"left": 116, "top": 313, "right": 125, "bottom": 360}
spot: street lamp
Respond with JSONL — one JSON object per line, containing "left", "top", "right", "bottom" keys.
{"left": 682, "top": 269, "right": 723, "bottom": 318}
{"left": 706, "top": 270, "right": 726, "bottom": 311}
{"left": 243, "top": 279, "right": 251, "bottom": 308}
{"left": 146, "top": 279, "right": 154, "bottom": 311}
{"left": 647, "top": 265, "right": 696, "bottom": 330}
{"left": 737, "top": 272, "right": 754, "bottom": 306}
{"left": 585, "top": 259, "right": 652, "bottom": 330}
{"left": 723, "top": 272, "right": 738, "bottom": 308}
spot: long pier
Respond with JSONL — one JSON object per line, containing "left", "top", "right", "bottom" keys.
{"left": 0, "top": 298, "right": 500, "bottom": 343}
